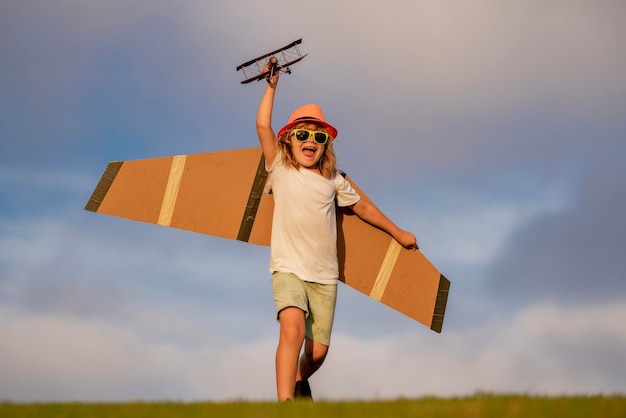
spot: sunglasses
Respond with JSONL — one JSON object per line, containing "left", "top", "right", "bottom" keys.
{"left": 291, "top": 129, "right": 330, "bottom": 145}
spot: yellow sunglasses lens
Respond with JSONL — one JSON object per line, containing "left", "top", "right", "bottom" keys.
{"left": 293, "top": 129, "right": 329, "bottom": 144}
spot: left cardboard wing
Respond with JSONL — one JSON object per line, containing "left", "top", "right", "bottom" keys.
{"left": 85, "top": 147, "right": 449, "bottom": 332}
{"left": 85, "top": 147, "right": 273, "bottom": 245}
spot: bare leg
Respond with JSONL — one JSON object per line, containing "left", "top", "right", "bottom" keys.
{"left": 275, "top": 307, "right": 306, "bottom": 401}
{"left": 296, "top": 337, "right": 329, "bottom": 382}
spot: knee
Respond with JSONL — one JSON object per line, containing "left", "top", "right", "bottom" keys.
{"left": 307, "top": 343, "right": 329, "bottom": 366}
{"left": 280, "top": 322, "right": 305, "bottom": 344}
{"left": 314, "top": 346, "right": 328, "bottom": 365}
{"left": 278, "top": 308, "right": 305, "bottom": 344}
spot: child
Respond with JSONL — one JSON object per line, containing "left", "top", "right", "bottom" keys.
{"left": 257, "top": 69, "right": 418, "bottom": 402}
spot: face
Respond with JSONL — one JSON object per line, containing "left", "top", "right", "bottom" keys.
{"left": 288, "top": 123, "right": 328, "bottom": 171}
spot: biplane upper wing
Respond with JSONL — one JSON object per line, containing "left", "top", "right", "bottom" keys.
{"left": 236, "top": 38, "right": 308, "bottom": 84}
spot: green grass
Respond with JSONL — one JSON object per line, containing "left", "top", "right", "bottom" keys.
{"left": 2, "top": 394, "right": 625, "bottom": 418}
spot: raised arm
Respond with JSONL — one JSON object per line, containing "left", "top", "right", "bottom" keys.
{"left": 256, "top": 68, "right": 280, "bottom": 168}
{"left": 350, "top": 198, "right": 419, "bottom": 250}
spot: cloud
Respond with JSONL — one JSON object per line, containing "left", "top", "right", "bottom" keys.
{"left": 4, "top": 0, "right": 624, "bottom": 173}
{"left": 304, "top": 0, "right": 626, "bottom": 177}
{"left": 2, "top": 299, "right": 624, "bottom": 401}
{"left": 3, "top": 203, "right": 626, "bottom": 401}
{"left": 0, "top": 307, "right": 218, "bottom": 401}
{"left": 488, "top": 142, "right": 626, "bottom": 306}
{"left": 0, "top": 0, "right": 247, "bottom": 165}
{"left": 319, "top": 299, "right": 626, "bottom": 399}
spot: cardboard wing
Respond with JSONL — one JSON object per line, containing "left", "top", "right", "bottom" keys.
{"left": 85, "top": 147, "right": 450, "bottom": 332}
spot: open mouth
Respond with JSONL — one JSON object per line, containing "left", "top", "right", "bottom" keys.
{"left": 302, "top": 146, "right": 317, "bottom": 158}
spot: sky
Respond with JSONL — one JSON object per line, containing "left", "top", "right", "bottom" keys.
{"left": 1, "top": 0, "right": 625, "bottom": 402}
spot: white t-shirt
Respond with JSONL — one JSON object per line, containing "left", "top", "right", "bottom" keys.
{"left": 266, "top": 153, "right": 361, "bottom": 284}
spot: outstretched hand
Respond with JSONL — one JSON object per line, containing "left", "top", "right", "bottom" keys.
{"left": 396, "top": 230, "right": 419, "bottom": 251}
{"left": 350, "top": 199, "right": 419, "bottom": 251}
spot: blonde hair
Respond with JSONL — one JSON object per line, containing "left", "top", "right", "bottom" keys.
{"left": 277, "top": 122, "right": 337, "bottom": 179}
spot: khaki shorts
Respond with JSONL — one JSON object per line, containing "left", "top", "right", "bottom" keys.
{"left": 272, "top": 271, "right": 338, "bottom": 346}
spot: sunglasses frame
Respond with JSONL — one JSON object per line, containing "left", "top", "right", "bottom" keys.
{"left": 290, "top": 129, "right": 330, "bottom": 145}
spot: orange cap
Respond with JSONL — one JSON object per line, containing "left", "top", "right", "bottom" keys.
{"left": 277, "top": 104, "right": 338, "bottom": 140}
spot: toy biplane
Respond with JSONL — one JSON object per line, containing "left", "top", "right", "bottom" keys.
{"left": 236, "top": 38, "right": 307, "bottom": 84}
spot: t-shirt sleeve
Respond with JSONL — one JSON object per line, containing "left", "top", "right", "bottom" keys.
{"left": 334, "top": 172, "right": 361, "bottom": 207}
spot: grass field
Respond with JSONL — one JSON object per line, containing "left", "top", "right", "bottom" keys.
{"left": 2, "top": 394, "right": 625, "bottom": 418}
